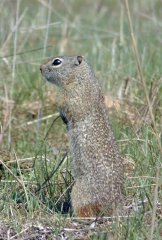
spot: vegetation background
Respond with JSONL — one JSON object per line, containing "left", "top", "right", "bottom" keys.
{"left": 0, "top": 0, "right": 161, "bottom": 239}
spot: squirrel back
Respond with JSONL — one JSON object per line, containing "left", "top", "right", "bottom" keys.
{"left": 40, "top": 56, "right": 124, "bottom": 217}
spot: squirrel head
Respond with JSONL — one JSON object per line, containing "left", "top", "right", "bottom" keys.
{"left": 40, "top": 56, "right": 102, "bottom": 114}
{"left": 40, "top": 56, "right": 96, "bottom": 89}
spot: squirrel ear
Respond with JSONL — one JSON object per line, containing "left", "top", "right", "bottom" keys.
{"left": 75, "top": 56, "right": 83, "bottom": 65}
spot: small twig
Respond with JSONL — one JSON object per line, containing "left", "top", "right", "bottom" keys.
{"left": 1, "top": 180, "right": 37, "bottom": 184}
{"left": 0, "top": 45, "right": 53, "bottom": 59}
{"left": 17, "top": 113, "right": 59, "bottom": 128}
{"left": 127, "top": 184, "right": 156, "bottom": 189}
{"left": 69, "top": 215, "right": 136, "bottom": 222}
{"left": 7, "top": 156, "right": 42, "bottom": 163}
{"left": 10, "top": 227, "right": 30, "bottom": 240}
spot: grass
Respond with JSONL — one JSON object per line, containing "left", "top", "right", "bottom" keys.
{"left": 0, "top": 0, "right": 162, "bottom": 239}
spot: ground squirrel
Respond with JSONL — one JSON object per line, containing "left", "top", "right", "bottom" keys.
{"left": 40, "top": 56, "right": 124, "bottom": 217}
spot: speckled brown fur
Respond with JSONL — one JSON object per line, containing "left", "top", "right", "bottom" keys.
{"left": 40, "top": 56, "right": 124, "bottom": 217}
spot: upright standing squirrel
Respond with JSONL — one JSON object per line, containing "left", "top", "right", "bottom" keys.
{"left": 40, "top": 56, "right": 124, "bottom": 217}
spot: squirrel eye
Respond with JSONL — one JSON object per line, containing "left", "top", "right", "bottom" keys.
{"left": 52, "top": 58, "right": 62, "bottom": 66}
